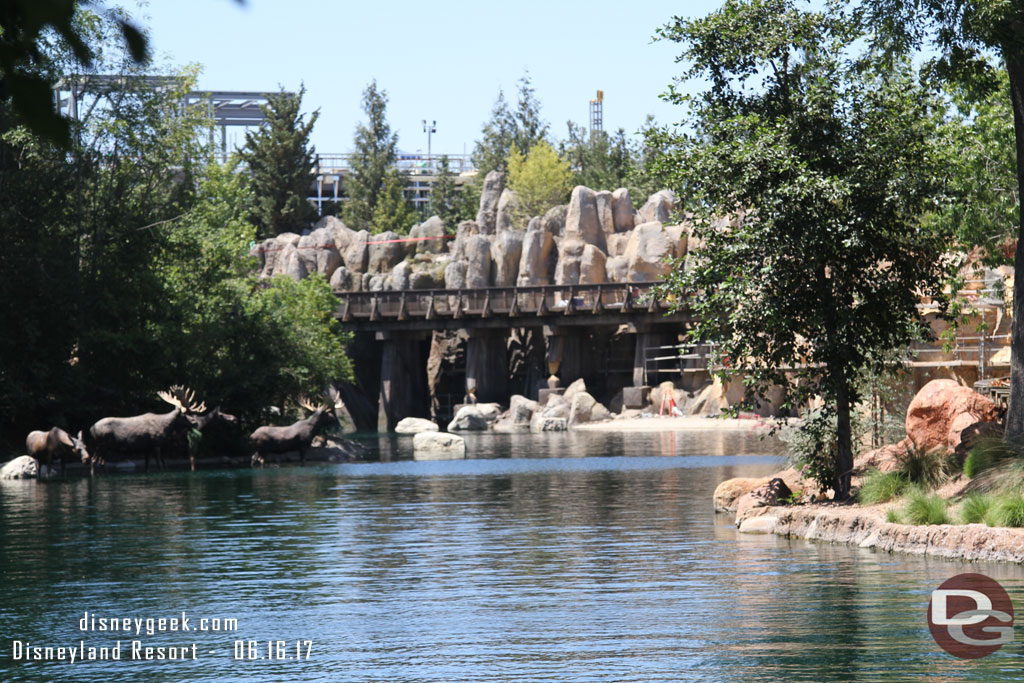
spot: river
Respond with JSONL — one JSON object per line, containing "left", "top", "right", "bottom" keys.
{"left": 1, "top": 429, "right": 1023, "bottom": 682}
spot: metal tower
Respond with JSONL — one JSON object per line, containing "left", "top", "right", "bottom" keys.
{"left": 589, "top": 90, "right": 604, "bottom": 135}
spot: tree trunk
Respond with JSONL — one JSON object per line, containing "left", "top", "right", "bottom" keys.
{"left": 1003, "top": 53, "right": 1024, "bottom": 441}
{"left": 834, "top": 372, "right": 853, "bottom": 500}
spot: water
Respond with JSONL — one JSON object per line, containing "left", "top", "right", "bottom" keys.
{"left": 2, "top": 429, "right": 1024, "bottom": 682}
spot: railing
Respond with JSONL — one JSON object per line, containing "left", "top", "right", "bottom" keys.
{"left": 314, "top": 153, "right": 476, "bottom": 176}
{"left": 337, "top": 282, "right": 665, "bottom": 322}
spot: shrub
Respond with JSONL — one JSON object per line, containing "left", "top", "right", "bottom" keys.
{"left": 885, "top": 508, "right": 901, "bottom": 523}
{"left": 895, "top": 445, "right": 954, "bottom": 489}
{"left": 985, "top": 493, "right": 1024, "bottom": 528}
{"left": 858, "top": 469, "right": 908, "bottom": 504}
{"left": 959, "top": 492, "right": 994, "bottom": 524}
{"left": 965, "top": 459, "right": 1024, "bottom": 496}
{"left": 902, "top": 489, "right": 950, "bottom": 525}
{"left": 963, "top": 437, "right": 1013, "bottom": 478}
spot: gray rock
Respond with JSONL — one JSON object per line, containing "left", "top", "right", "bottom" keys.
{"left": 448, "top": 405, "right": 489, "bottom": 431}
{"left": 410, "top": 264, "right": 445, "bottom": 290}
{"left": 492, "top": 229, "right": 523, "bottom": 286}
{"left": 510, "top": 395, "right": 539, "bottom": 424}
{"left": 444, "top": 260, "right": 467, "bottom": 289}
{"left": 409, "top": 216, "right": 446, "bottom": 254}
{"left": 568, "top": 391, "right": 598, "bottom": 425}
{"left": 611, "top": 188, "right": 635, "bottom": 232}
{"left": 530, "top": 415, "right": 568, "bottom": 432}
{"left": 625, "top": 221, "right": 674, "bottom": 282}
{"left": 330, "top": 265, "right": 358, "bottom": 293}
{"left": 278, "top": 242, "right": 308, "bottom": 281}
{"left": 367, "top": 230, "right": 405, "bottom": 274}
{"left": 343, "top": 230, "right": 370, "bottom": 273}
{"left": 476, "top": 170, "right": 505, "bottom": 234}
{"left": 542, "top": 204, "right": 568, "bottom": 238}
{"left": 495, "top": 188, "right": 523, "bottom": 232}
{"left": 553, "top": 238, "right": 586, "bottom": 285}
{"left": 0, "top": 455, "right": 38, "bottom": 479}
{"left": 579, "top": 244, "right": 607, "bottom": 285}
{"left": 564, "top": 378, "right": 587, "bottom": 400}
{"left": 605, "top": 255, "right": 629, "bottom": 282}
{"left": 297, "top": 226, "right": 342, "bottom": 278}
{"left": 595, "top": 190, "right": 615, "bottom": 235}
{"left": 367, "top": 274, "right": 385, "bottom": 292}
{"left": 451, "top": 220, "right": 480, "bottom": 260}
{"left": 606, "top": 233, "right": 630, "bottom": 258}
{"left": 517, "top": 217, "right": 555, "bottom": 286}
{"left": 564, "top": 186, "right": 605, "bottom": 251}
{"left": 395, "top": 417, "right": 440, "bottom": 434}
{"left": 476, "top": 403, "right": 503, "bottom": 423}
{"left": 665, "top": 224, "right": 689, "bottom": 258}
{"left": 637, "top": 190, "right": 674, "bottom": 224}
{"left": 389, "top": 261, "right": 411, "bottom": 290}
{"left": 412, "top": 432, "right": 466, "bottom": 458}
{"left": 465, "top": 235, "right": 492, "bottom": 289}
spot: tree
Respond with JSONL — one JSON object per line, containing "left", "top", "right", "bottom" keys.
{"left": 506, "top": 140, "right": 573, "bottom": 220}
{"left": 857, "top": 0, "right": 1024, "bottom": 439}
{"left": 238, "top": 86, "right": 318, "bottom": 239}
{"left": 343, "top": 80, "right": 398, "bottom": 230}
{"left": 472, "top": 73, "right": 549, "bottom": 176}
{"left": 561, "top": 122, "right": 635, "bottom": 190}
{"left": 652, "top": 0, "right": 953, "bottom": 498}
{"left": 369, "top": 166, "right": 416, "bottom": 235}
{"left": 429, "top": 154, "right": 462, "bottom": 230}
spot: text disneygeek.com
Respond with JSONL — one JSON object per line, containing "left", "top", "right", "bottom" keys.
{"left": 9, "top": 612, "right": 313, "bottom": 663}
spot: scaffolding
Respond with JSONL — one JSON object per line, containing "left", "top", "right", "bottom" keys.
{"left": 589, "top": 89, "right": 604, "bottom": 135}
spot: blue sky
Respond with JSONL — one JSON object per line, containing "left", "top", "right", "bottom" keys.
{"left": 136, "top": 0, "right": 722, "bottom": 158}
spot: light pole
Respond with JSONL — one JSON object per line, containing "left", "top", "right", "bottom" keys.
{"left": 422, "top": 119, "right": 436, "bottom": 171}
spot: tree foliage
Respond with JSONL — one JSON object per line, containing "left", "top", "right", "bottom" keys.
{"left": 506, "top": 140, "right": 573, "bottom": 220}
{"left": 472, "top": 73, "right": 550, "bottom": 176}
{"left": 343, "top": 80, "right": 398, "bottom": 230}
{"left": 653, "top": 0, "right": 954, "bottom": 497}
{"left": 561, "top": 123, "right": 635, "bottom": 191}
{"left": 238, "top": 86, "right": 319, "bottom": 239}
{"left": 369, "top": 166, "right": 416, "bottom": 235}
{"left": 429, "top": 154, "right": 463, "bottom": 231}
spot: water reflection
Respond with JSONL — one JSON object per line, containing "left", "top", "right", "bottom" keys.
{"left": 1, "top": 430, "right": 1023, "bottom": 681}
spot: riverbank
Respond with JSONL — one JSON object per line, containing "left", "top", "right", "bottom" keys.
{"left": 575, "top": 415, "right": 778, "bottom": 433}
{"left": 736, "top": 503, "right": 1024, "bottom": 563}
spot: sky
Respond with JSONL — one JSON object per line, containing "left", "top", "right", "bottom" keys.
{"left": 134, "top": 0, "right": 722, "bottom": 158}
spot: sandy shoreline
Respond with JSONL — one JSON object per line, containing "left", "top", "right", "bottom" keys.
{"left": 575, "top": 416, "right": 777, "bottom": 433}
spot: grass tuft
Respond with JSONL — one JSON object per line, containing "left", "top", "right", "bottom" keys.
{"left": 896, "top": 445, "right": 954, "bottom": 489}
{"left": 901, "top": 488, "right": 949, "bottom": 526}
{"left": 959, "top": 492, "right": 993, "bottom": 524}
{"left": 885, "top": 508, "right": 901, "bottom": 523}
{"left": 985, "top": 493, "right": 1024, "bottom": 528}
{"left": 858, "top": 469, "right": 908, "bottom": 505}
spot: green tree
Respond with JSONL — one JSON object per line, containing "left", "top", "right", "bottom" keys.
{"left": 343, "top": 80, "right": 398, "bottom": 230}
{"left": 369, "top": 167, "right": 416, "bottom": 235}
{"left": 858, "top": 0, "right": 1024, "bottom": 438}
{"left": 472, "top": 73, "right": 549, "bottom": 176}
{"left": 238, "top": 86, "right": 318, "bottom": 238}
{"left": 653, "top": 0, "right": 953, "bottom": 498}
{"left": 506, "top": 140, "right": 573, "bottom": 220}
{"left": 561, "top": 122, "right": 635, "bottom": 190}
{"left": 429, "top": 154, "right": 461, "bottom": 230}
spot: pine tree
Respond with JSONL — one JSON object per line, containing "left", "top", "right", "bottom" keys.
{"left": 343, "top": 80, "right": 398, "bottom": 230}
{"left": 471, "top": 74, "right": 549, "bottom": 177}
{"left": 239, "top": 86, "right": 318, "bottom": 238}
{"left": 369, "top": 167, "right": 416, "bottom": 235}
{"left": 428, "top": 154, "right": 460, "bottom": 231}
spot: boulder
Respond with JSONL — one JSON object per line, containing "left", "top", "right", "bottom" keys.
{"left": 517, "top": 217, "right": 555, "bottom": 286}
{"left": 492, "top": 229, "right": 523, "bottom": 286}
{"left": 713, "top": 477, "right": 769, "bottom": 512}
{"left": 389, "top": 261, "right": 411, "bottom": 291}
{"left": 448, "top": 405, "right": 489, "bottom": 431}
{"left": 553, "top": 238, "right": 585, "bottom": 286}
{"left": 297, "top": 226, "right": 342, "bottom": 278}
{"left": 464, "top": 235, "right": 492, "bottom": 289}
{"left": 530, "top": 415, "right": 568, "bottom": 432}
{"left": 0, "top": 455, "right": 38, "bottom": 480}
{"left": 451, "top": 220, "right": 480, "bottom": 259}
{"left": 624, "top": 221, "right": 674, "bottom": 281}
{"left": 595, "top": 190, "right": 615, "bottom": 236}
{"left": 495, "top": 188, "right": 523, "bottom": 232}
{"left": 637, "top": 190, "right": 674, "bottom": 224}
{"left": 564, "top": 378, "right": 587, "bottom": 400}
{"left": 611, "top": 188, "right": 635, "bottom": 232}
{"left": 367, "top": 230, "right": 405, "bottom": 274}
{"left": 735, "top": 478, "right": 793, "bottom": 524}
{"left": 606, "top": 233, "right": 630, "bottom": 258}
{"left": 905, "top": 379, "right": 1002, "bottom": 453}
{"left": 277, "top": 242, "right": 308, "bottom": 281}
{"left": 564, "top": 186, "right": 605, "bottom": 251}
{"left": 409, "top": 216, "right": 446, "bottom": 254}
{"left": 444, "top": 260, "right": 467, "bottom": 289}
{"left": 367, "top": 274, "right": 385, "bottom": 292}
{"left": 540, "top": 396, "right": 570, "bottom": 419}
{"left": 252, "top": 238, "right": 278, "bottom": 278}
{"left": 567, "top": 391, "right": 610, "bottom": 425}
{"left": 541, "top": 204, "right": 568, "bottom": 238}
{"left": 330, "top": 265, "right": 358, "bottom": 293}
{"left": 475, "top": 402, "right": 503, "bottom": 423}
{"left": 395, "top": 417, "right": 439, "bottom": 434}
{"left": 605, "top": 255, "right": 629, "bottom": 283}
{"left": 412, "top": 432, "right": 466, "bottom": 458}
{"left": 665, "top": 224, "right": 689, "bottom": 259}
{"left": 341, "top": 229, "right": 369, "bottom": 273}
{"left": 854, "top": 441, "right": 909, "bottom": 474}
{"left": 409, "top": 262, "right": 446, "bottom": 290}
{"left": 510, "top": 395, "right": 539, "bottom": 424}
{"left": 579, "top": 245, "right": 607, "bottom": 285}
{"left": 476, "top": 170, "right": 505, "bottom": 234}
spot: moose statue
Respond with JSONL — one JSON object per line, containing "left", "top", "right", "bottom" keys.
{"left": 250, "top": 389, "right": 343, "bottom": 466}
{"left": 88, "top": 386, "right": 206, "bottom": 474}
{"left": 25, "top": 427, "right": 90, "bottom": 478}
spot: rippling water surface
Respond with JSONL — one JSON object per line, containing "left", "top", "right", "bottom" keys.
{"left": 2, "top": 429, "right": 1024, "bottom": 682}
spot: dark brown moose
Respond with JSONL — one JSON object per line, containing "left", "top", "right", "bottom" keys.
{"left": 160, "top": 387, "right": 239, "bottom": 471}
{"left": 250, "top": 390, "right": 342, "bottom": 466}
{"left": 88, "top": 386, "right": 205, "bottom": 474}
{"left": 25, "top": 428, "right": 90, "bottom": 478}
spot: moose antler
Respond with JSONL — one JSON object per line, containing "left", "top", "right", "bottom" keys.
{"left": 157, "top": 385, "right": 207, "bottom": 414}
{"left": 297, "top": 395, "right": 326, "bottom": 413}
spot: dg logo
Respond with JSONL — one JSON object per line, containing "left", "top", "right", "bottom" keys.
{"left": 928, "top": 573, "right": 1015, "bottom": 659}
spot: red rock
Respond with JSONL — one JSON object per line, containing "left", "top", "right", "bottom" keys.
{"left": 854, "top": 441, "right": 909, "bottom": 474}
{"left": 905, "top": 379, "right": 1001, "bottom": 453}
